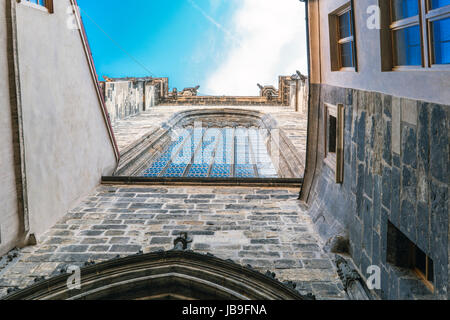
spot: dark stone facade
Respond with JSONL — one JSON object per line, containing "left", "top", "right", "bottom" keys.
{"left": 303, "top": 84, "right": 449, "bottom": 300}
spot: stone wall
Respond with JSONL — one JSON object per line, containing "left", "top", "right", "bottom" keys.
{"left": 0, "top": 184, "right": 346, "bottom": 300}
{"left": 302, "top": 84, "right": 449, "bottom": 300}
{"left": 102, "top": 80, "right": 158, "bottom": 124}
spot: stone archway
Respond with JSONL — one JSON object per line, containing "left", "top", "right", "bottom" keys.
{"left": 3, "top": 250, "right": 311, "bottom": 300}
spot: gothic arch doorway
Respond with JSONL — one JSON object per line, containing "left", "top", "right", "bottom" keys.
{"left": 4, "top": 250, "right": 311, "bottom": 300}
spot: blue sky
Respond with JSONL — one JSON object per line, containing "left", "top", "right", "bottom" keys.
{"left": 77, "top": 0, "right": 307, "bottom": 95}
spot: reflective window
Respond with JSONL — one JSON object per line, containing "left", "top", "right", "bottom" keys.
{"left": 339, "top": 11, "right": 353, "bottom": 39}
{"left": 24, "top": 0, "right": 52, "bottom": 12}
{"left": 340, "top": 42, "right": 354, "bottom": 68}
{"left": 142, "top": 127, "right": 278, "bottom": 178}
{"left": 430, "top": 0, "right": 450, "bottom": 9}
{"left": 431, "top": 17, "right": 450, "bottom": 64}
{"left": 393, "top": 25, "right": 422, "bottom": 65}
{"left": 387, "top": 0, "right": 450, "bottom": 68}
{"left": 337, "top": 8, "right": 356, "bottom": 68}
{"left": 391, "top": 0, "right": 419, "bottom": 21}
{"left": 27, "top": 0, "right": 46, "bottom": 6}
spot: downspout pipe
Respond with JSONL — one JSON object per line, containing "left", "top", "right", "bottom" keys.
{"left": 299, "top": 0, "right": 312, "bottom": 200}
{"left": 6, "top": 0, "right": 30, "bottom": 245}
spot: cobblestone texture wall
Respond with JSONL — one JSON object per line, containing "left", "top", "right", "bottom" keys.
{"left": 304, "top": 84, "right": 449, "bottom": 300}
{"left": 0, "top": 185, "right": 346, "bottom": 300}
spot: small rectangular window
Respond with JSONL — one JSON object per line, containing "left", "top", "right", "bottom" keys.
{"left": 22, "top": 0, "right": 54, "bottom": 13}
{"left": 329, "top": 2, "right": 357, "bottom": 71}
{"left": 27, "top": 0, "right": 46, "bottom": 5}
{"left": 328, "top": 115, "right": 337, "bottom": 154}
{"left": 323, "top": 103, "right": 344, "bottom": 183}
{"left": 387, "top": 222, "right": 435, "bottom": 292}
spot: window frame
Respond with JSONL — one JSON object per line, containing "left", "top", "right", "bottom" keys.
{"left": 329, "top": 2, "right": 358, "bottom": 72}
{"left": 382, "top": 0, "right": 450, "bottom": 70}
{"left": 387, "top": 221, "right": 435, "bottom": 293}
{"left": 323, "top": 103, "right": 345, "bottom": 183}
{"left": 410, "top": 244, "right": 435, "bottom": 292}
{"left": 19, "top": 0, "right": 54, "bottom": 14}
{"left": 425, "top": 1, "right": 450, "bottom": 68}
{"left": 389, "top": 1, "right": 423, "bottom": 69}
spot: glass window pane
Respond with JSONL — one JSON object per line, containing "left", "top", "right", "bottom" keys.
{"left": 431, "top": 17, "right": 450, "bottom": 64}
{"left": 391, "top": 0, "right": 419, "bottom": 21}
{"left": 427, "top": 257, "right": 434, "bottom": 282}
{"left": 340, "top": 42, "right": 354, "bottom": 68}
{"left": 26, "top": 0, "right": 47, "bottom": 6}
{"left": 339, "top": 11, "right": 352, "bottom": 39}
{"left": 430, "top": 0, "right": 450, "bottom": 9}
{"left": 328, "top": 115, "right": 337, "bottom": 153}
{"left": 393, "top": 25, "right": 422, "bottom": 66}
{"left": 143, "top": 127, "right": 278, "bottom": 178}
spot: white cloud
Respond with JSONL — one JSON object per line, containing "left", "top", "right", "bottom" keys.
{"left": 203, "top": 0, "right": 307, "bottom": 96}
{"left": 188, "top": 0, "right": 241, "bottom": 44}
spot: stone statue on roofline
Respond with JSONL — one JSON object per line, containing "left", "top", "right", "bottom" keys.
{"left": 179, "top": 85, "right": 200, "bottom": 97}
{"left": 257, "top": 83, "right": 278, "bottom": 101}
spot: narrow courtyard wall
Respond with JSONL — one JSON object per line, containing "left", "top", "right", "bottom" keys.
{"left": 0, "top": 0, "right": 118, "bottom": 249}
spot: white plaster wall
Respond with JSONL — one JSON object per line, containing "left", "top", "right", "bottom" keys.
{"left": 145, "top": 83, "right": 156, "bottom": 110}
{"left": 314, "top": 0, "right": 450, "bottom": 105}
{"left": 289, "top": 80, "right": 308, "bottom": 114}
{"left": 15, "top": 0, "right": 117, "bottom": 238}
{"left": 105, "top": 81, "right": 127, "bottom": 124}
{"left": 104, "top": 81, "right": 157, "bottom": 124}
{"left": 0, "top": 0, "right": 21, "bottom": 256}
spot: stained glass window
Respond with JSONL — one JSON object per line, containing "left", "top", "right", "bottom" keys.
{"left": 142, "top": 127, "right": 278, "bottom": 178}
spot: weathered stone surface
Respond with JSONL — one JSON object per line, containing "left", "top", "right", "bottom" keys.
{"left": 357, "top": 112, "right": 366, "bottom": 161}
{"left": 401, "top": 98, "right": 418, "bottom": 125}
{"left": 392, "top": 97, "right": 401, "bottom": 154}
{"left": 383, "top": 120, "right": 392, "bottom": 165}
{"left": 430, "top": 105, "right": 449, "bottom": 183}
{"left": 382, "top": 166, "right": 391, "bottom": 210}
{"left": 305, "top": 85, "right": 449, "bottom": 300}
{"left": 391, "top": 167, "right": 401, "bottom": 225}
{"left": 0, "top": 185, "right": 345, "bottom": 300}
{"left": 402, "top": 125, "right": 417, "bottom": 169}
{"left": 109, "top": 245, "right": 142, "bottom": 253}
